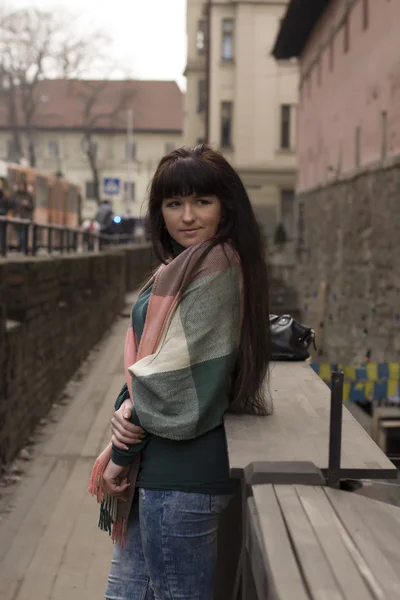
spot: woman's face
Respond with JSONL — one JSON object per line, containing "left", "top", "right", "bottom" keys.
{"left": 162, "top": 194, "right": 222, "bottom": 248}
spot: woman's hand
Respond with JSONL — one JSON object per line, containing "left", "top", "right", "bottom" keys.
{"left": 103, "top": 461, "right": 130, "bottom": 497}
{"left": 111, "top": 398, "right": 145, "bottom": 450}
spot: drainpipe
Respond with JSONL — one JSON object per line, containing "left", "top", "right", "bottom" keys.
{"left": 205, "top": 0, "right": 212, "bottom": 144}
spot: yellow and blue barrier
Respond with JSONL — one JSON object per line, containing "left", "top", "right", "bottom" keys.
{"left": 311, "top": 363, "right": 400, "bottom": 402}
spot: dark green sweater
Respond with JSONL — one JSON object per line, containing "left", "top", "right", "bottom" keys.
{"left": 111, "top": 278, "right": 237, "bottom": 495}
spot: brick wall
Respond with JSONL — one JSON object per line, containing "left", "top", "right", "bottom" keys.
{"left": 297, "top": 161, "right": 400, "bottom": 364}
{"left": 0, "top": 245, "right": 153, "bottom": 465}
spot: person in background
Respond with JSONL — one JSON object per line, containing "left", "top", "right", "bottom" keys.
{"left": 11, "top": 182, "right": 34, "bottom": 252}
{"left": 95, "top": 199, "right": 114, "bottom": 234}
{"left": 89, "top": 144, "right": 272, "bottom": 600}
{"left": 81, "top": 217, "right": 100, "bottom": 251}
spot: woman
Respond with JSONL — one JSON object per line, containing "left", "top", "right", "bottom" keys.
{"left": 89, "top": 145, "right": 271, "bottom": 600}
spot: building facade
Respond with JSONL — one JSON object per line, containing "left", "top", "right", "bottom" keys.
{"left": 0, "top": 80, "right": 183, "bottom": 219}
{"left": 185, "top": 0, "right": 299, "bottom": 241}
{"left": 273, "top": 0, "right": 400, "bottom": 363}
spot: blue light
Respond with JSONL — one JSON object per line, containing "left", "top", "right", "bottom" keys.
{"left": 114, "top": 216, "right": 121, "bottom": 224}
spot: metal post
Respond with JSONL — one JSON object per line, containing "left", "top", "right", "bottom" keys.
{"left": 205, "top": 0, "right": 212, "bottom": 144}
{"left": 126, "top": 108, "right": 133, "bottom": 215}
{"left": 48, "top": 226, "right": 52, "bottom": 254}
{"left": 0, "top": 219, "right": 6, "bottom": 257}
{"left": 327, "top": 370, "right": 344, "bottom": 488}
{"left": 32, "top": 224, "right": 38, "bottom": 256}
{"left": 24, "top": 223, "right": 29, "bottom": 255}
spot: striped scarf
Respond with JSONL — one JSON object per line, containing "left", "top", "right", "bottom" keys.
{"left": 88, "top": 240, "right": 241, "bottom": 546}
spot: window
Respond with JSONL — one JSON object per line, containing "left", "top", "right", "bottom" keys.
{"left": 124, "top": 181, "right": 135, "bottom": 200}
{"left": 48, "top": 140, "right": 61, "bottom": 159}
{"left": 280, "top": 189, "right": 295, "bottom": 238}
{"left": 196, "top": 19, "right": 206, "bottom": 55}
{"left": 362, "top": 0, "right": 369, "bottom": 30}
{"left": 329, "top": 35, "right": 334, "bottom": 71}
{"left": 83, "top": 139, "right": 98, "bottom": 159}
{"left": 355, "top": 126, "right": 361, "bottom": 168}
{"left": 7, "top": 139, "right": 18, "bottom": 160}
{"left": 220, "top": 102, "right": 233, "bottom": 147}
{"left": 343, "top": 14, "right": 350, "bottom": 53}
{"left": 165, "top": 142, "right": 176, "bottom": 154}
{"left": 126, "top": 141, "right": 136, "bottom": 161}
{"left": 280, "top": 105, "right": 291, "bottom": 149}
{"left": 85, "top": 181, "right": 96, "bottom": 199}
{"left": 381, "top": 111, "right": 388, "bottom": 160}
{"left": 221, "top": 19, "right": 234, "bottom": 60}
{"left": 198, "top": 79, "right": 206, "bottom": 113}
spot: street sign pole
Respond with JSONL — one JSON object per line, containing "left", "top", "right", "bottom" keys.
{"left": 126, "top": 109, "right": 133, "bottom": 215}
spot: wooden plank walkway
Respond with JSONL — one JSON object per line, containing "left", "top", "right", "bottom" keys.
{"left": 248, "top": 484, "right": 400, "bottom": 600}
{"left": 225, "top": 361, "right": 397, "bottom": 479}
{"left": 0, "top": 305, "right": 134, "bottom": 600}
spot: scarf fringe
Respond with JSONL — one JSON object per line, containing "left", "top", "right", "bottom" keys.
{"left": 87, "top": 443, "right": 112, "bottom": 502}
{"left": 111, "top": 517, "right": 128, "bottom": 548}
{"left": 88, "top": 443, "right": 129, "bottom": 547}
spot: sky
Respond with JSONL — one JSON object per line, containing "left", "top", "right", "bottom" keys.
{"left": 12, "top": 0, "right": 187, "bottom": 89}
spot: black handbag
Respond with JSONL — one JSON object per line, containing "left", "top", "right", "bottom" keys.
{"left": 270, "top": 314, "right": 315, "bottom": 361}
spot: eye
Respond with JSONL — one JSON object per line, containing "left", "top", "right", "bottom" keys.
{"left": 198, "top": 198, "right": 211, "bottom": 205}
{"left": 165, "top": 200, "right": 180, "bottom": 208}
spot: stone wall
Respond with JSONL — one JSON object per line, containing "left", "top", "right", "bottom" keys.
{"left": 0, "top": 244, "right": 153, "bottom": 465}
{"left": 297, "top": 160, "right": 400, "bottom": 364}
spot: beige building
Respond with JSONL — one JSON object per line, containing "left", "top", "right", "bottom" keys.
{"left": 185, "top": 0, "right": 298, "bottom": 239}
{"left": 0, "top": 80, "right": 183, "bottom": 220}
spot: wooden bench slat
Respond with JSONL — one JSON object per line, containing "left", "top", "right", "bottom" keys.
{"left": 250, "top": 485, "right": 310, "bottom": 600}
{"left": 274, "top": 485, "right": 344, "bottom": 600}
{"left": 326, "top": 488, "right": 400, "bottom": 600}
{"left": 294, "top": 485, "right": 376, "bottom": 600}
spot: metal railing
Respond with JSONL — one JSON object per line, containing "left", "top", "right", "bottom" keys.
{"left": 0, "top": 216, "right": 137, "bottom": 257}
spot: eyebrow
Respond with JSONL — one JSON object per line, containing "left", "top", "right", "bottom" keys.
{"left": 168, "top": 195, "right": 200, "bottom": 200}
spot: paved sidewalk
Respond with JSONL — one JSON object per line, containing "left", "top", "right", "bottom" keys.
{"left": 0, "top": 296, "right": 135, "bottom": 600}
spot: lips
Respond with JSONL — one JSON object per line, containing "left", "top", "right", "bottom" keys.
{"left": 181, "top": 228, "right": 200, "bottom": 233}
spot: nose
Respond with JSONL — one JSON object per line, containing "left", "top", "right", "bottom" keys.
{"left": 182, "top": 203, "right": 195, "bottom": 224}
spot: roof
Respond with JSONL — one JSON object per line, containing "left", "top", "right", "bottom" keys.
{"left": 0, "top": 79, "right": 183, "bottom": 133}
{"left": 272, "top": 0, "right": 330, "bottom": 60}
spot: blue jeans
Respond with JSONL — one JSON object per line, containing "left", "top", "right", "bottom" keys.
{"left": 105, "top": 489, "right": 232, "bottom": 600}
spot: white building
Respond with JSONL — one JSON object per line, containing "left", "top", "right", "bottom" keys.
{"left": 0, "top": 79, "right": 183, "bottom": 219}
{"left": 185, "top": 0, "right": 299, "bottom": 239}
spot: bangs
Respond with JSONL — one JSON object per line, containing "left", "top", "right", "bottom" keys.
{"left": 152, "top": 155, "right": 225, "bottom": 200}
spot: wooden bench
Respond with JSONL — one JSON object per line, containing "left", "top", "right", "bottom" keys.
{"left": 246, "top": 483, "right": 400, "bottom": 600}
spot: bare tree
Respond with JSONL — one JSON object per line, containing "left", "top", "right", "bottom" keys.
{"left": 72, "top": 80, "right": 135, "bottom": 205}
{"left": 0, "top": 6, "right": 113, "bottom": 167}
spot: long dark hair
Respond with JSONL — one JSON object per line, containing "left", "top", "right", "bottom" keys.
{"left": 147, "top": 145, "right": 271, "bottom": 415}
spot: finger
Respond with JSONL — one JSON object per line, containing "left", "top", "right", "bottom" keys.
{"left": 111, "top": 424, "right": 144, "bottom": 445}
{"left": 105, "top": 481, "right": 130, "bottom": 497}
{"left": 112, "top": 415, "right": 145, "bottom": 435}
{"left": 111, "top": 432, "right": 145, "bottom": 447}
{"left": 111, "top": 434, "right": 129, "bottom": 451}
{"left": 111, "top": 426, "right": 138, "bottom": 444}
{"left": 111, "top": 419, "right": 145, "bottom": 441}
